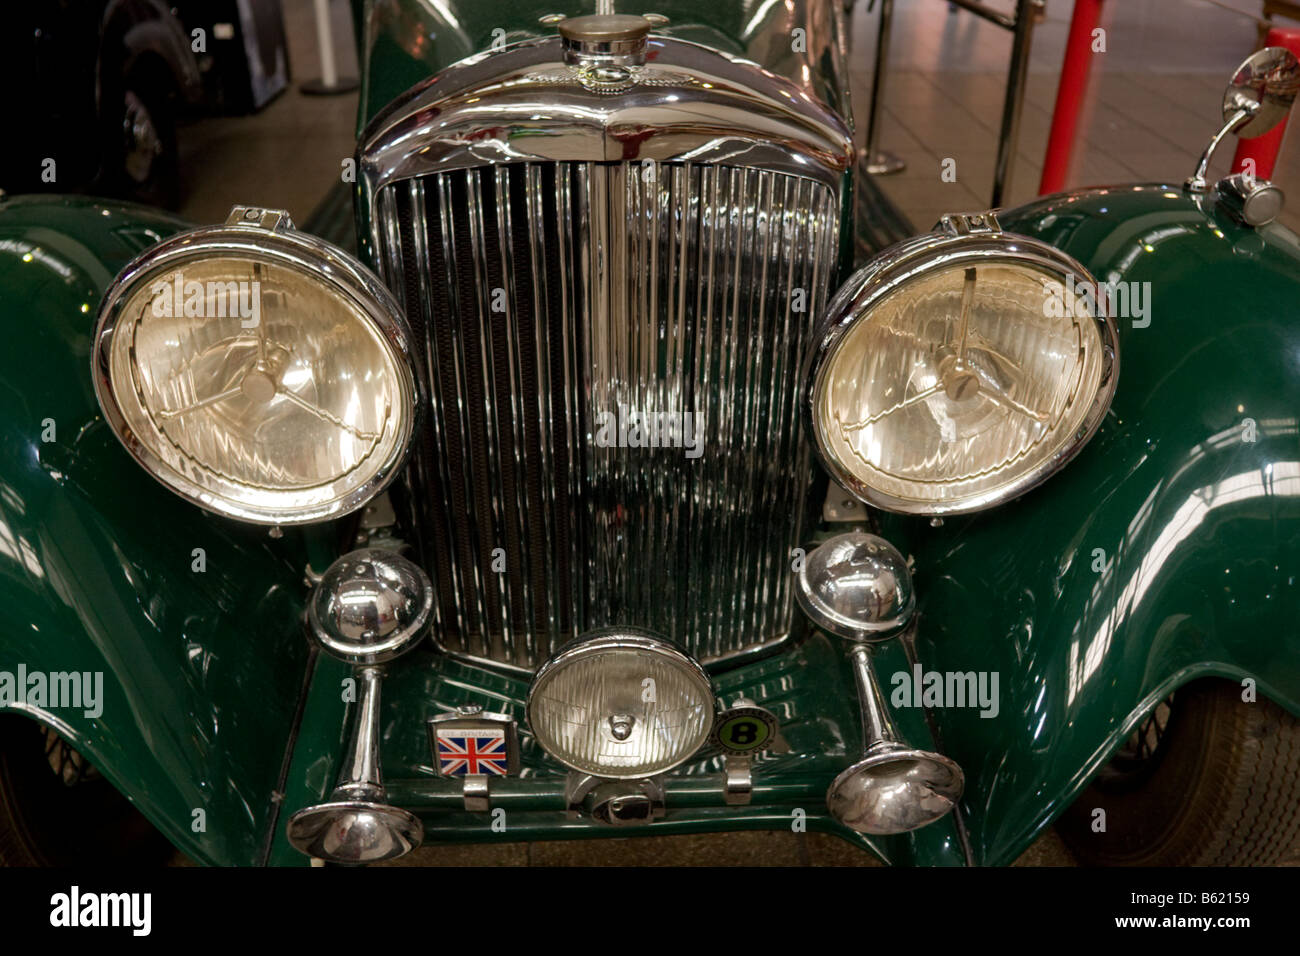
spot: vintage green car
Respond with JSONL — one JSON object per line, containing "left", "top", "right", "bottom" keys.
{"left": 2, "top": 0, "right": 1299, "bottom": 868}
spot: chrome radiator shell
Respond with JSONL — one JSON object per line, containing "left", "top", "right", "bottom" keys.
{"left": 360, "top": 36, "right": 852, "bottom": 672}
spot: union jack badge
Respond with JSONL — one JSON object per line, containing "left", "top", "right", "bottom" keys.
{"left": 428, "top": 705, "right": 519, "bottom": 777}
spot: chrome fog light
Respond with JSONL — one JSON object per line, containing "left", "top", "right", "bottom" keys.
{"left": 526, "top": 628, "right": 715, "bottom": 779}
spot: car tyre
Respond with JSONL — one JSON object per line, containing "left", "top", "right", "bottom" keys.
{"left": 104, "top": 62, "right": 181, "bottom": 209}
{"left": 0, "top": 715, "right": 171, "bottom": 866}
{"left": 1057, "top": 679, "right": 1300, "bottom": 865}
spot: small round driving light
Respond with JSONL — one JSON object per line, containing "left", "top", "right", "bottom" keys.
{"left": 526, "top": 628, "right": 715, "bottom": 779}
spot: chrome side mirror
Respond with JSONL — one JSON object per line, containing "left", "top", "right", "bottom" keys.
{"left": 1225, "top": 46, "right": 1300, "bottom": 139}
{"left": 1187, "top": 47, "right": 1300, "bottom": 192}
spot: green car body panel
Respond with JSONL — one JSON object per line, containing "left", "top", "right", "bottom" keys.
{"left": 0, "top": 0, "right": 1297, "bottom": 866}
{"left": 0, "top": 196, "right": 326, "bottom": 866}
{"left": 889, "top": 186, "right": 1300, "bottom": 864}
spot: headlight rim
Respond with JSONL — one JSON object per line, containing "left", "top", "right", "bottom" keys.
{"left": 525, "top": 626, "right": 716, "bottom": 780}
{"left": 92, "top": 218, "right": 421, "bottom": 526}
{"left": 806, "top": 228, "right": 1120, "bottom": 516}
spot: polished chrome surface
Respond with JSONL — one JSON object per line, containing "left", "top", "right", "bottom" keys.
{"left": 807, "top": 227, "right": 1120, "bottom": 515}
{"left": 461, "top": 775, "right": 491, "bottom": 812}
{"left": 308, "top": 549, "right": 433, "bottom": 665}
{"left": 1187, "top": 47, "right": 1300, "bottom": 193}
{"left": 1223, "top": 46, "right": 1300, "bottom": 140}
{"left": 285, "top": 800, "right": 423, "bottom": 864}
{"left": 291, "top": 552, "right": 430, "bottom": 861}
{"left": 92, "top": 207, "right": 420, "bottom": 526}
{"left": 286, "top": 666, "right": 424, "bottom": 864}
{"left": 939, "top": 210, "right": 1001, "bottom": 235}
{"left": 723, "top": 755, "right": 754, "bottom": 805}
{"left": 826, "top": 644, "right": 964, "bottom": 835}
{"left": 1217, "top": 172, "right": 1286, "bottom": 226}
{"left": 358, "top": 34, "right": 853, "bottom": 249}
{"left": 557, "top": 13, "right": 652, "bottom": 65}
{"left": 381, "top": 161, "right": 839, "bottom": 671}
{"left": 584, "top": 777, "right": 667, "bottom": 825}
{"left": 795, "top": 533, "right": 915, "bottom": 642}
{"left": 363, "top": 30, "right": 847, "bottom": 670}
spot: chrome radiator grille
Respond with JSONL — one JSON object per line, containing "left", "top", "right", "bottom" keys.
{"left": 377, "top": 161, "right": 840, "bottom": 671}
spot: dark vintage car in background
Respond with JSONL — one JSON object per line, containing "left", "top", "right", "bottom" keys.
{"left": 0, "top": 0, "right": 1299, "bottom": 867}
{"left": 0, "top": 0, "right": 289, "bottom": 209}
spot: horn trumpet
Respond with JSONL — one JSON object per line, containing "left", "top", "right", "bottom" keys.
{"left": 796, "top": 532, "right": 964, "bottom": 834}
{"left": 286, "top": 549, "right": 432, "bottom": 864}
{"left": 829, "top": 643, "right": 964, "bottom": 834}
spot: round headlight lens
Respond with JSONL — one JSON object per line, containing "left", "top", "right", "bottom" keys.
{"left": 93, "top": 215, "right": 417, "bottom": 524}
{"left": 526, "top": 629, "right": 715, "bottom": 779}
{"left": 809, "top": 232, "right": 1118, "bottom": 514}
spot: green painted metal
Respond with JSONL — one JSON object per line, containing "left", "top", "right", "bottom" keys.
{"left": 6, "top": 5, "right": 1298, "bottom": 869}
{"left": 879, "top": 184, "right": 1300, "bottom": 865}
{"left": 274, "top": 624, "right": 967, "bottom": 866}
{"left": 0, "top": 195, "right": 322, "bottom": 866}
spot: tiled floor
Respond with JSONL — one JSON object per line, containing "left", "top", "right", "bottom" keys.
{"left": 854, "top": 0, "right": 1300, "bottom": 233}
{"left": 171, "top": 0, "right": 1298, "bottom": 867}
{"left": 175, "top": 0, "right": 359, "bottom": 225}
{"left": 378, "top": 828, "right": 1080, "bottom": 867}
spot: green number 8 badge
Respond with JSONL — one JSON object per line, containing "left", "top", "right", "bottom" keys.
{"left": 712, "top": 704, "right": 779, "bottom": 755}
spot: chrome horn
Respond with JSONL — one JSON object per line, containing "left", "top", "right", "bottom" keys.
{"left": 286, "top": 549, "right": 432, "bottom": 864}
{"left": 796, "top": 532, "right": 964, "bottom": 834}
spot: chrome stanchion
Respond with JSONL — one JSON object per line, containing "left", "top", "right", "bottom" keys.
{"left": 862, "top": 0, "right": 907, "bottom": 175}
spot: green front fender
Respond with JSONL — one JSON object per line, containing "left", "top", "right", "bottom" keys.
{"left": 884, "top": 185, "right": 1300, "bottom": 865}
{"left": 0, "top": 196, "right": 322, "bottom": 866}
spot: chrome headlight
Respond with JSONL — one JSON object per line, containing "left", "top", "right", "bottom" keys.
{"left": 93, "top": 208, "right": 418, "bottom": 525}
{"left": 807, "top": 221, "right": 1118, "bottom": 514}
{"left": 526, "top": 629, "right": 715, "bottom": 779}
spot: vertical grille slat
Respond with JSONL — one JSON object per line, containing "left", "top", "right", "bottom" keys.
{"left": 380, "top": 160, "right": 839, "bottom": 672}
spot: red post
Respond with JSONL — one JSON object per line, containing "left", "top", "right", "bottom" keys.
{"left": 1231, "top": 26, "right": 1300, "bottom": 181}
{"left": 1039, "top": 0, "right": 1106, "bottom": 195}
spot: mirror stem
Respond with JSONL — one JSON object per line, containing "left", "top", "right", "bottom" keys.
{"left": 1186, "top": 106, "right": 1256, "bottom": 193}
